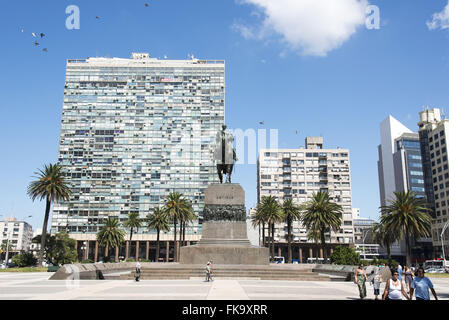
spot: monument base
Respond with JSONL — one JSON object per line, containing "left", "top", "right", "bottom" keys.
{"left": 179, "top": 245, "right": 269, "bottom": 265}
{"left": 179, "top": 183, "right": 269, "bottom": 265}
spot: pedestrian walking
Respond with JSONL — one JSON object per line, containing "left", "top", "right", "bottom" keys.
{"left": 382, "top": 269, "right": 409, "bottom": 300}
{"left": 404, "top": 266, "right": 414, "bottom": 294}
{"left": 209, "top": 260, "right": 214, "bottom": 281}
{"left": 410, "top": 267, "right": 438, "bottom": 300}
{"left": 205, "top": 261, "right": 212, "bottom": 282}
{"left": 135, "top": 260, "right": 141, "bottom": 282}
{"left": 397, "top": 264, "right": 403, "bottom": 282}
{"left": 354, "top": 263, "right": 367, "bottom": 299}
{"left": 371, "top": 269, "right": 383, "bottom": 300}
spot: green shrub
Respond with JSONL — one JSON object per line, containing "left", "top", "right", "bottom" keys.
{"left": 11, "top": 252, "right": 37, "bottom": 267}
{"left": 125, "top": 258, "right": 136, "bottom": 262}
{"left": 330, "top": 246, "right": 360, "bottom": 266}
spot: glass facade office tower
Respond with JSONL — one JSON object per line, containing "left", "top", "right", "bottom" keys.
{"left": 257, "top": 137, "right": 354, "bottom": 262}
{"left": 51, "top": 53, "right": 225, "bottom": 261}
{"left": 393, "top": 133, "right": 426, "bottom": 198}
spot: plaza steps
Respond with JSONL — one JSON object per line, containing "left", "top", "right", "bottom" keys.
{"left": 117, "top": 264, "right": 336, "bottom": 281}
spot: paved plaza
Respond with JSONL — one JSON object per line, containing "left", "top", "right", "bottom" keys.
{"left": 1, "top": 272, "right": 449, "bottom": 300}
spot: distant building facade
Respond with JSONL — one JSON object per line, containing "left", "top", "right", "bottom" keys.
{"left": 418, "top": 108, "right": 449, "bottom": 258}
{"left": 257, "top": 137, "right": 355, "bottom": 262}
{"left": 0, "top": 218, "right": 33, "bottom": 253}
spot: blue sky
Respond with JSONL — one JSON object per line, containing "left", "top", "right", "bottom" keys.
{"left": 1, "top": 0, "right": 449, "bottom": 230}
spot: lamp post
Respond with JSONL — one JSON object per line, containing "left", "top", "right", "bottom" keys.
{"left": 441, "top": 220, "right": 449, "bottom": 269}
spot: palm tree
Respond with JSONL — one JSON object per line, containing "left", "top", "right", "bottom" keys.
{"left": 282, "top": 198, "right": 301, "bottom": 263}
{"left": 97, "top": 217, "right": 125, "bottom": 260}
{"left": 179, "top": 202, "right": 196, "bottom": 247}
{"left": 301, "top": 192, "right": 343, "bottom": 264}
{"left": 380, "top": 191, "right": 432, "bottom": 267}
{"left": 147, "top": 207, "right": 170, "bottom": 262}
{"left": 307, "top": 227, "right": 321, "bottom": 263}
{"left": 251, "top": 206, "right": 266, "bottom": 247}
{"left": 27, "top": 164, "right": 71, "bottom": 266}
{"left": 372, "top": 221, "right": 396, "bottom": 266}
{"left": 165, "top": 192, "right": 192, "bottom": 261}
{"left": 258, "top": 196, "right": 283, "bottom": 262}
{"left": 123, "top": 212, "right": 142, "bottom": 258}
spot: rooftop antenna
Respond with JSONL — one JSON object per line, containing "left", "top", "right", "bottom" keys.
{"left": 442, "top": 108, "right": 446, "bottom": 120}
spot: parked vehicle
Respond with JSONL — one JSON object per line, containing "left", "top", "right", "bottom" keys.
{"left": 307, "top": 258, "right": 330, "bottom": 264}
{"left": 273, "top": 256, "right": 285, "bottom": 264}
{"left": 424, "top": 260, "right": 449, "bottom": 273}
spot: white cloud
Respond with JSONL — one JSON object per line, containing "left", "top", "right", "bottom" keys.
{"left": 427, "top": 1, "right": 449, "bottom": 31}
{"left": 235, "top": 0, "right": 369, "bottom": 57}
{"left": 231, "top": 23, "right": 257, "bottom": 39}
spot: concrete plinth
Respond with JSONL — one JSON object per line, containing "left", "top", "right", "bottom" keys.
{"left": 179, "top": 246, "right": 269, "bottom": 265}
{"left": 180, "top": 183, "right": 269, "bottom": 265}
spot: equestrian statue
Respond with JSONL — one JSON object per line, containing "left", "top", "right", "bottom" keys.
{"left": 213, "top": 125, "right": 237, "bottom": 184}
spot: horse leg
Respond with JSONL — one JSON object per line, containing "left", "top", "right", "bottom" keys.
{"left": 226, "top": 166, "right": 231, "bottom": 183}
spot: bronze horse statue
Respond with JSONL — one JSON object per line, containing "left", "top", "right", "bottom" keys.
{"left": 214, "top": 125, "right": 237, "bottom": 184}
{"left": 216, "top": 149, "right": 237, "bottom": 184}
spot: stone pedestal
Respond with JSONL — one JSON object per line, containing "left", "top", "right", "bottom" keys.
{"left": 180, "top": 183, "right": 269, "bottom": 265}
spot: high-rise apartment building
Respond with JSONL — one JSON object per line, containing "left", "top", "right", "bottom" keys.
{"left": 257, "top": 137, "right": 354, "bottom": 262}
{"left": 51, "top": 53, "right": 225, "bottom": 262}
{"left": 418, "top": 108, "right": 449, "bottom": 257}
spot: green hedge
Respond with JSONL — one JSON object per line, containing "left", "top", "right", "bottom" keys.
{"left": 11, "top": 252, "right": 37, "bottom": 267}
{"left": 330, "top": 246, "right": 360, "bottom": 266}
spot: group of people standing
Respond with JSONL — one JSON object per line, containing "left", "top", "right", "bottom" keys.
{"left": 355, "top": 263, "right": 438, "bottom": 300}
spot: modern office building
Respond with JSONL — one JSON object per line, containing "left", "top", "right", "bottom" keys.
{"left": 378, "top": 116, "right": 414, "bottom": 207}
{"left": 418, "top": 108, "right": 449, "bottom": 258}
{"left": 377, "top": 115, "right": 432, "bottom": 263}
{"left": 0, "top": 218, "right": 33, "bottom": 253}
{"left": 257, "top": 137, "right": 355, "bottom": 262}
{"left": 51, "top": 53, "right": 225, "bottom": 262}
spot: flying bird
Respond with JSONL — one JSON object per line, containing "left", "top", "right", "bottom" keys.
{"left": 21, "top": 29, "right": 24, "bottom": 33}
{"left": 43, "top": 48, "right": 48, "bottom": 52}
{"left": 145, "top": 3, "right": 149, "bottom": 7}
{"left": 40, "top": 33, "right": 45, "bottom": 38}
{"left": 259, "top": 121, "right": 264, "bottom": 125}
{"left": 296, "top": 130, "right": 299, "bottom": 134}
{"left": 96, "top": 16, "right": 100, "bottom": 19}
{"left": 31, "top": 33, "right": 37, "bottom": 37}
{"left": 34, "top": 41, "right": 39, "bottom": 46}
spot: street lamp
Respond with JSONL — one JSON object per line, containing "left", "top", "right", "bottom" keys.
{"left": 441, "top": 220, "right": 449, "bottom": 269}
